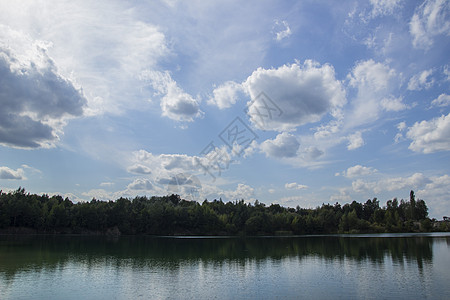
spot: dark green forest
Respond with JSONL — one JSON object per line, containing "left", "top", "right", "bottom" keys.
{"left": 0, "top": 188, "right": 448, "bottom": 235}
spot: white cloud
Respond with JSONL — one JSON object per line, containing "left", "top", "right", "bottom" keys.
{"left": 244, "top": 61, "right": 346, "bottom": 131}
{"left": 347, "top": 131, "right": 364, "bottom": 150}
{"left": 243, "top": 140, "right": 259, "bottom": 158}
{"left": 419, "top": 174, "right": 450, "bottom": 193}
{"left": 444, "top": 65, "right": 450, "bottom": 81}
{"left": 127, "top": 164, "right": 152, "bottom": 175}
{"left": 223, "top": 183, "right": 255, "bottom": 201}
{"left": 342, "top": 165, "right": 377, "bottom": 178}
{"left": 131, "top": 150, "right": 201, "bottom": 174}
{"left": 278, "top": 195, "right": 309, "bottom": 206}
{"left": 348, "top": 58, "right": 395, "bottom": 93}
{"left": 100, "top": 182, "right": 115, "bottom": 187}
{"left": 208, "top": 81, "right": 243, "bottom": 109}
{"left": 410, "top": 0, "right": 450, "bottom": 50}
{"left": 397, "top": 121, "right": 407, "bottom": 131}
{"left": 380, "top": 96, "right": 408, "bottom": 111}
{"left": 82, "top": 189, "right": 124, "bottom": 201}
{"left": 394, "top": 121, "right": 407, "bottom": 142}
{"left": 0, "top": 1, "right": 169, "bottom": 116}
{"left": 430, "top": 93, "right": 450, "bottom": 107}
{"left": 285, "top": 182, "right": 308, "bottom": 190}
{"left": 369, "top": 0, "right": 404, "bottom": 18}
{"left": 268, "top": 144, "right": 328, "bottom": 170}
{"left": 273, "top": 20, "right": 292, "bottom": 41}
{"left": 260, "top": 132, "right": 300, "bottom": 158}
{"left": 314, "top": 120, "right": 342, "bottom": 139}
{"left": 142, "top": 70, "right": 202, "bottom": 123}
{"left": 352, "top": 172, "right": 430, "bottom": 194}
{"left": 330, "top": 188, "right": 352, "bottom": 203}
{"left": 383, "top": 173, "right": 430, "bottom": 192}
{"left": 164, "top": 173, "right": 202, "bottom": 198}
{"left": 300, "top": 146, "right": 325, "bottom": 161}
{"left": 161, "top": 90, "right": 202, "bottom": 123}
{"left": 406, "top": 113, "right": 450, "bottom": 153}
{"left": 127, "top": 178, "right": 154, "bottom": 191}
{"left": 351, "top": 179, "right": 376, "bottom": 193}
{"left": 407, "top": 69, "right": 434, "bottom": 90}
{"left": 291, "top": 59, "right": 403, "bottom": 162}
{"left": 0, "top": 166, "right": 25, "bottom": 180}
{"left": 21, "top": 164, "right": 41, "bottom": 174}
{"left": 417, "top": 174, "right": 450, "bottom": 217}
{"left": 347, "top": 59, "right": 398, "bottom": 126}
{"left": 127, "top": 149, "right": 228, "bottom": 191}
{"left": 0, "top": 25, "right": 87, "bottom": 148}
{"left": 157, "top": 1, "right": 275, "bottom": 89}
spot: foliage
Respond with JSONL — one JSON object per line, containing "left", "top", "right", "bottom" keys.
{"left": 0, "top": 188, "right": 443, "bottom": 235}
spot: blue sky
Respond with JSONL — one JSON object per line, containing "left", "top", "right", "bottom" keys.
{"left": 0, "top": 0, "right": 449, "bottom": 218}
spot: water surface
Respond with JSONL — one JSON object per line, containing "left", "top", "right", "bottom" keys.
{"left": 1, "top": 233, "right": 449, "bottom": 299}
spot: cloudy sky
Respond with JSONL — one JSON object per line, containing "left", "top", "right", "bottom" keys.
{"left": 0, "top": 0, "right": 449, "bottom": 218}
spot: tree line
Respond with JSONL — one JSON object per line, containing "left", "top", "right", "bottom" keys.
{"left": 0, "top": 188, "right": 447, "bottom": 235}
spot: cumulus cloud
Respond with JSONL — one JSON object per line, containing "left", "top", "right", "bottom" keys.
{"left": 384, "top": 173, "right": 430, "bottom": 191}
{"left": 397, "top": 121, "right": 407, "bottom": 131}
{"left": 301, "top": 146, "right": 324, "bottom": 161}
{"left": 347, "top": 131, "right": 364, "bottom": 150}
{"left": 142, "top": 71, "right": 203, "bottom": 122}
{"left": 407, "top": 69, "right": 434, "bottom": 90}
{"left": 347, "top": 59, "right": 401, "bottom": 126}
{"left": 419, "top": 174, "right": 450, "bottom": 193}
{"left": 348, "top": 59, "right": 394, "bottom": 92}
{"left": 341, "top": 165, "right": 377, "bottom": 178}
{"left": 127, "top": 164, "right": 152, "bottom": 175}
{"left": 131, "top": 150, "right": 201, "bottom": 173}
{"left": 127, "top": 144, "right": 244, "bottom": 191}
{"left": 297, "top": 59, "right": 404, "bottom": 161}
{"left": 329, "top": 188, "right": 352, "bottom": 203}
{"left": 208, "top": 81, "right": 243, "bottom": 109}
{"left": 314, "top": 120, "right": 342, "bottom": 140}
{"left": 410, "top": 0, "right": 450, "bottom": 50}
{"left": 430, "top": 93, "right": 450, "bottom": 107}
{"left": 406, "top": 113, "right": 450, "bottom": 153}
{"left": 242, "top": 140, "right": 259, "bottom": 158}
{"left": 417, "top": 174, "right": 450, "bottom": 217}
{"left": 127, "top": 149, "right": 217, "bottom": 188}
{"left": 164, "top": 173, "right": 203, "bottom": 200}
{"left": 223, "top": 183, "right": 255, "bottom": 201}
{"left": 0, "top": 166, "right": 25, "bottom": 180}
{"left": 380, "top": 96, "right": 407, "bottom": 112}
{"left": 352, "top": 172, "right": 430, "bottom": 194}
{"left": 243, "top": 61, "right": 346, "bottom": 131}
{"left": 0, "top": 2, "right": 169, "bottom": 116}
{"left": 260, "top": 132, "right": 300, "bottom": 158}
{"left": 127, "top": 178, "right": 154, "bottom": 191}
{"left": 0, "top": 26, "right": 87, "bottom": 148}
{"left": 285, "top": 182, "right": 308, "bottom": 190}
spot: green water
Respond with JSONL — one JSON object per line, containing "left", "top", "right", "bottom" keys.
{"left": 1, "top": 233, "right": 449, "bottom": 299}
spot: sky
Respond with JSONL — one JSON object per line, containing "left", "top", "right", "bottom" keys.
{"left": 0, "top": 0, "right": 449, "bottom": 218}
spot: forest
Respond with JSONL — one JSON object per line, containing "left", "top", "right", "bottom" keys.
{"left": 0, "top": 188, "right": 447, "bottom": 235}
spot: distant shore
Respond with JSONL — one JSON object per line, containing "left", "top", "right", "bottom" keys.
{"left": 1, "top": 188, "right": 449, "bottom": 236}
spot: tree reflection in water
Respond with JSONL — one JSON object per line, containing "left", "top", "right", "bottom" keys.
{"left": 0, "top": 234, "right": 439, "bottom": 280}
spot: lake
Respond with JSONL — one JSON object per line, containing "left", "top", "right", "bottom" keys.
{"left": 0, "top": 233, "right": 449, "bottom": 299}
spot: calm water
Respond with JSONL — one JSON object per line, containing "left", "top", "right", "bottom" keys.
{"left": 0, "top": 233, "right": 449, "bottom": 299}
